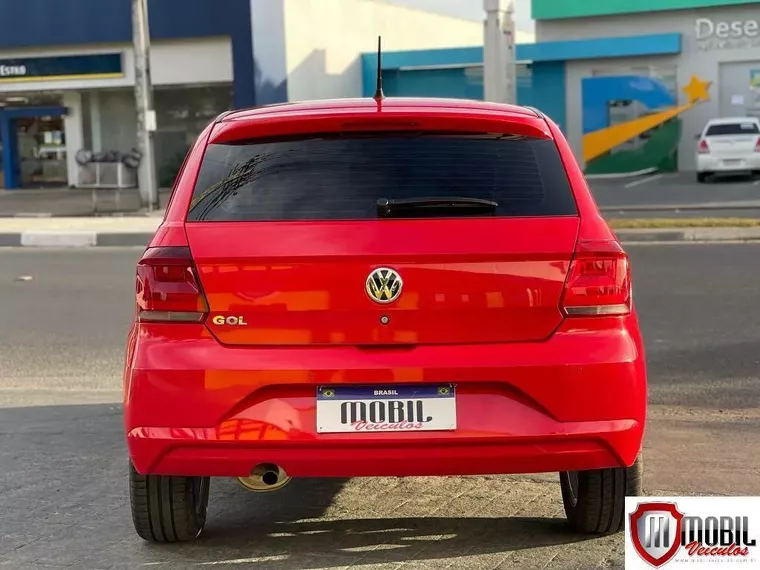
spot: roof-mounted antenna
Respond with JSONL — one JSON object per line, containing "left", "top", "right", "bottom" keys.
{"left": 373, "top": 36, "right": 385, "bottom": 101}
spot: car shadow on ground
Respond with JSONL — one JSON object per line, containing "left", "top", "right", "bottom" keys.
{"left": 175, "top": 510, "right": 592, "bottom": 568}
{"left": 703, "top": 172, "right": 759, "bottom": 184}
{"left": 0, "top": 403, "right": 599, "bottom": 569}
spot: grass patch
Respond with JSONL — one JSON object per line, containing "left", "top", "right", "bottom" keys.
{"left": 608, "top": 218, "right": 760, "bottom": 229}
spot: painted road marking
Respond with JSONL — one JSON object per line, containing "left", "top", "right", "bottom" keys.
{"left": 624, "top": 174, "right": 665, "bottom": 189}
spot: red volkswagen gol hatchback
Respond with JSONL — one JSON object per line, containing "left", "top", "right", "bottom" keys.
{"left": 124, "top": 96, "right": 646, "bottom": 543}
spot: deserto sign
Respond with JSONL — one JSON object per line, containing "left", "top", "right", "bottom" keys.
{"left": 696, "top": 17, "right": 760, "bottom": 40}
{"left": 625, "top": 498, "right": 759, "bottom": 568}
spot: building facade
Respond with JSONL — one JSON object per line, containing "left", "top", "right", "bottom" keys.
{"left": 371, "top": 0, "right": 760, "bottom": 175}
{"left": 0, "top": 0, "right": 481, "bottom": 190}
{"left": 535, "top": 0, "right": 760, "bottom": 174}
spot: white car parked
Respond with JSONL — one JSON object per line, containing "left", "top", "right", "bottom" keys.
{"left": 695, "top": 117, "right": 760, "bottom": 183}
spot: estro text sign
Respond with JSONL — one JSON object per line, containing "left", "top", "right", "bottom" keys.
{"left": 0, "top": 53, "right": 123, "bottom": 83}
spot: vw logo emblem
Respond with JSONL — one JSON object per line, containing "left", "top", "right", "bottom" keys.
{"left": 365, "top": 267, "right": 403, "bottom": 304}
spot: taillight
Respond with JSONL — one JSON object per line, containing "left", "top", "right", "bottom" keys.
{"left": 135, "top": 246, "right": 208, "bottom": 323}
{"left": 698, "top": 139, "right": 710, "bottom": 154}
{"left": 755, "top": 138, "right": 760, "bottom": 152}
{"left": 561, "top": 240, "right": 631, "bottom": 317}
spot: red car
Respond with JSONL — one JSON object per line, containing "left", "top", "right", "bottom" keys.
{"left": 124, "top": 96, "right": 646, "bottom": 543}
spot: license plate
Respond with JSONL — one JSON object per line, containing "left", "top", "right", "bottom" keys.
{"left": 316, "top": 384, "right": 456, "bottom": 433}
{"left": 724, "top": 159, "right": 742, "bottom": 165}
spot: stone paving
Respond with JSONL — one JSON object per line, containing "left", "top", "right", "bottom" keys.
{"left": 0, "top": 402, "right": 630, "bottom": 569}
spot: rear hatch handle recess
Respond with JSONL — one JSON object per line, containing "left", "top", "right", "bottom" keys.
{"left": 377, "top": 197, "right": 499, "bottom": 218}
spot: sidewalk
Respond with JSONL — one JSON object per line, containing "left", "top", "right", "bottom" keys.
{"left": 3, "top": 216, "right": 760, "bottom": 247}
{"left": 0, "top": 187, "right": 172, "bottom": 217}
{"left": 0, "top": 216, "right": 162, "bottom": 247}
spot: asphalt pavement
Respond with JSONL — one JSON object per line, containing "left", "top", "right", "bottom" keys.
{"left": 1, "top": 245, "right": 759, "bottom": 569}
{"left": 593, "top": 171, "right": 760, "bottom": 214}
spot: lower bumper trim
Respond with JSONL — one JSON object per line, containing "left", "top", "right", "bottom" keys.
{"left": 128, "top": 421, "right": 642, "bottom": 478}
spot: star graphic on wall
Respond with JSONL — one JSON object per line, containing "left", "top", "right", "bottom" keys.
{"left": 682, "top": 75, "right": 712, "bottom": 103}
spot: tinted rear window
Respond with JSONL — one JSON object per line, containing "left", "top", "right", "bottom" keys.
{"left": 705, "top": 122, "right": 760, "bottom": 136}
{"left": 187, "top": 134, "right": 577, "bottom": 221}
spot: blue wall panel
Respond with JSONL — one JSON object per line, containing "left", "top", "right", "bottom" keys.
{"left": 378, "top": 63, "right": 566, "bottom": 133}
{"left": 517, "top": 33, "right": 681, "bottom": 62}
{"left": 382, "top": 68, "right": 484, "bottom": 100}
{"left": 363, "top": 46, "right": 484, "bottom": 98}
{"left": 0, "top": 0, "right": 254, "bottom": 108}
{"left": 520, "top": 62, "right": 566, "bottom": 132}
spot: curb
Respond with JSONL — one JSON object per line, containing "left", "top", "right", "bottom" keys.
{"left": 600, "top": 202, "right": 760, "bottom": 213}
{"left": 614, "top": 227, "right": 760, "bottom": 243}
{"left": 0, "top": 232, "right": 153, "bottom": 247}
{"left": 585, "top": 167, "right": 658, "bottom": 180}
{"left": 0, "top": 211, "right": 161, "bottom": 219}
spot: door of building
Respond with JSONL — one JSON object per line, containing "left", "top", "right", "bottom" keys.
{"left": 0, "top": 105, "right": 68, "bottom": 189}
{"left": 719, "top": 60, "right": 760, "bottom": 121}
{"left": 14, "top": 116, "right": 67, "bottom": 187}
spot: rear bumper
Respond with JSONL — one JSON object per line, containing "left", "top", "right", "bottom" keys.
{"left": 697, "top": 154, "right": 760, "bottom": 172}
{"left": 128, "top": 421, "right": 640, "bottom": 477}
{"left": 124, "top": 316, "right": 647, "bottom": 478}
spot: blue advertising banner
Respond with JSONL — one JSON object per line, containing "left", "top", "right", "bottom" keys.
{"left": 0, "top": 53, "right": 123, "bottom": 83}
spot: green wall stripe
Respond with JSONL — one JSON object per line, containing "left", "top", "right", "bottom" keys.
{"left": 584, "top": 120, "right": 682, "bottom": 175}
{"left": 532, "top": 0, "right": 760, "bottom": 20}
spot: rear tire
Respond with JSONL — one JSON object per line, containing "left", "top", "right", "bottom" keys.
{"left": 129, "top": 461, "right": 210, "bottom": 542}
{"left": 697, "top": 172, "right": 709, "bottom": 183}
{"left": 560, "top": 455, "right": 643, "bottom": 535}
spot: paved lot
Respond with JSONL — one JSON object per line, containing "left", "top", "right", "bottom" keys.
{"left": 1, "top": 245, "right": 759, "bottom": 569}
{"left": 593, "top": 171, "right": 760, "bottom": 212}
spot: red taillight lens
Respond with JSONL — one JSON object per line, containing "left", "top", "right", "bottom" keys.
{"left": 561, "top": 240, "right": 631, "bottom": 317}
{"left": 755, "top": 138, "right": 760, "bottom": 152}
{"left": 135, "top": 246, "right": 208, "bottom": 323}
{"left": 698, "top": 139, "right": 710, "bottom": 154}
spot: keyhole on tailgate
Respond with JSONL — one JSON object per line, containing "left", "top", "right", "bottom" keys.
{"left": 380, "top": 315, "right": 390, "bottom": 325}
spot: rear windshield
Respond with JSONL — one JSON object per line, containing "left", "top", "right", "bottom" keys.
{"left": 705, "top": 122, "right": 760, "bottom": 136}
{"left": 187, "top": 134, "right": 578, "bottom": 221}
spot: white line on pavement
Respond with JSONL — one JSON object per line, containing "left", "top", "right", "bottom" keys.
{"left": 624, "top": 174, "right": 665, "bottom": 189}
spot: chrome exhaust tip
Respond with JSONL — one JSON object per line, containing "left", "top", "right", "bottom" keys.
{"left": 237, "top": 463, "right": 291, "bottom": 492}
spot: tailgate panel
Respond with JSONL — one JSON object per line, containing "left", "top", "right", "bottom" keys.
{"left": 186, "top": 217, "right": 580, "bottom": 346}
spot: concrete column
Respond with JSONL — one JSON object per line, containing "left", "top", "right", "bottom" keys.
{"left": 90, "top": 90, "right": 102, "bottom": 152}
{"left": 483, "top": 0, "right": 517, "bottom": 104}
{"left": 62, "top": 91, "right": 84, "bottom": 188}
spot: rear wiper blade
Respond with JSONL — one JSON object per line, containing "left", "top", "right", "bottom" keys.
{"left": 377, "top": 197, "right": 498, "bottom": 218}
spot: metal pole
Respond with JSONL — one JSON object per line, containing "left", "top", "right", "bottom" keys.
{"left": 132, "top": 0, "right": 158, "bottom": 211}
{"left": 483, "top": 0, "right": 517, "bottom": 105}
{"left": 503, "top": 1, "right": 517, "bottom": 105}
{"left": 483, "top": 0, "right": 505, "bottom": 103}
